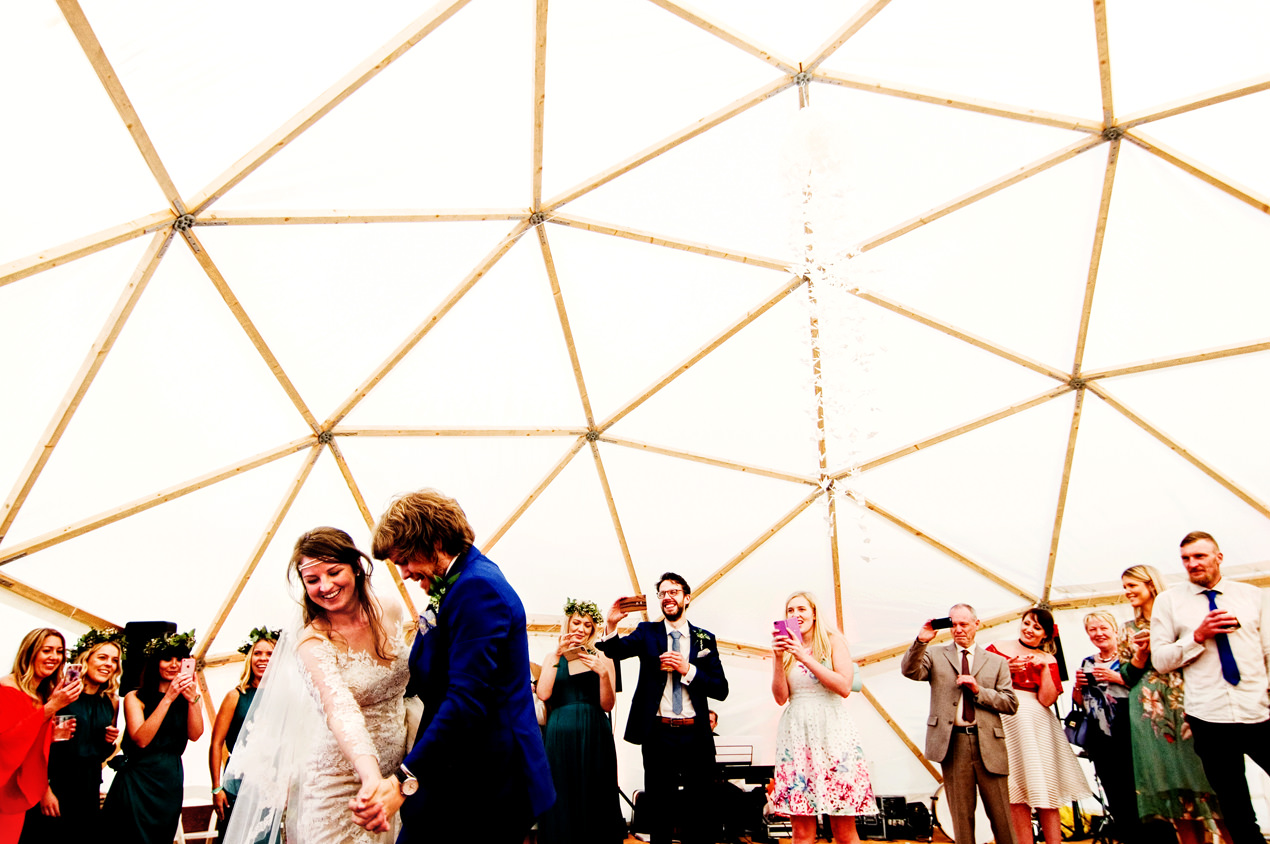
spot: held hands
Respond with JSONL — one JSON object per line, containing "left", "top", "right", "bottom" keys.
{"left": 163, "top": 674, "right": 196, "bottom": 704}
{"left": 1193, "top": 609, "right": 1239, "bottom": 643}
{"left": 349, "top": 774, "right": 403, "bottom": 833}
{"left": 659, "top": 650, "right": 689, "bottom": 675}
{"left": 771, "top": 631, "right": 809, "bottom": 664}
{"left": 576, "top": 652, "right": 601, "bottom": 673}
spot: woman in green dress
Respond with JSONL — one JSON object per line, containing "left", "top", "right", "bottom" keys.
{"left": 208, "top": 627, "right": 276, "bottom": 844}
{"left": 102, "top": 630, "right": 204, "bottom": 844}
{"left": 536, "top": 598, "right": 622, "bottom": 844}
{"left": 1118, "top": 564, "right": 1228, "bottom": 844}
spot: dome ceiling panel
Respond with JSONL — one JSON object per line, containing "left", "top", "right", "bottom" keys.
{"left": 1080, "top": 143, "right": 1270, "bottom": 370}
{"left": 4, "top": 244, "right": 305, "bottom": 543}
{"left": 1144, "top": 90, "right": 1270, "bottom": 200}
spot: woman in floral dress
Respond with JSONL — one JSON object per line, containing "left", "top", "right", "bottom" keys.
{"left": 1118, "top": 564, "right": 1226, "bottom": 844}
{"left": 770, "top": 591, "right": 875, "bottom": 844}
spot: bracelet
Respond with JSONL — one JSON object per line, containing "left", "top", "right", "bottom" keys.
{"left": 211, "top": 786, "right": 224, "bottom": 795}
{"left": 191, "top": 694, "right": 201, "bottom": 705}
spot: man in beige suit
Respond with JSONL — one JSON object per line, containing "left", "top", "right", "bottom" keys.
{"left": 901, "top": 603, "right": 1017, "bottom": 844}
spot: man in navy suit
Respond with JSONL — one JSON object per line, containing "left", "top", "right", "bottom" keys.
{"left": 596, "top": 573, "right": 728, "bottom": 844}
{"left": 353, "top": 489, "right": 553, "bottom": 843}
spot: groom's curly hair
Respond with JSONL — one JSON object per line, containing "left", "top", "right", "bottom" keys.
{"left": 372, "top": 489, "right": 475, "bottom": 564}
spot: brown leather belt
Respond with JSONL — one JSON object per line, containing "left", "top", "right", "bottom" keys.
{"left": 953, "top": 725, "right": 978, "bottom": 734}
{"left": 659, "top": 717, "right": 695, "bottom": 727}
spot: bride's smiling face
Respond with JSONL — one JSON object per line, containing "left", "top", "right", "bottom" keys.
{"left": 301, "top": 558, "right": 358, "bottom": 615}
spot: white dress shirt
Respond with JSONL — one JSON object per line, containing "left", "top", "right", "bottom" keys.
{"left": 1151, "top": 578, "right": 1270, "bottom": 723}
{"left": 658, "top": 618, "right": 698, "bottom": 718}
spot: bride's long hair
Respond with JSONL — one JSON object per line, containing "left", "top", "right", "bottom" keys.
{"left": 289, "top": 527, "right": 390, "bottom": 661}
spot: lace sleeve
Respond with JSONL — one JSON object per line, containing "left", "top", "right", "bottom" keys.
{"left": 296, "top": 637, "right": 378, "bottom": 766}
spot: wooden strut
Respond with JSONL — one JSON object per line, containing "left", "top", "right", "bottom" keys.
{"left": 588, "top": 441, "right": 645, "bottom": 621}
{"left": 484, "top": 437, "right": 587, "bottom": 550}
{"left": 531, "top": 0, "right": 548, "bottom": 208}
{"left": 1042, "top": 388, "right": 1086, "bottom": 603}
{"left": 536, "top": 226, "right": 596, "bottom": 426}
{"left": 0, "top": 210, "right": 174, "bottom": 289}
{"left": 1070, "top": 139, "right": 1121, "bottom": 373}
{"left": 0, "top": 570, "right": 118, "bottom": 631}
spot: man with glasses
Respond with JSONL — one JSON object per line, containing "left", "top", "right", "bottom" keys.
{"left": 598, "top": 572, "right": 729, "bottom": 844}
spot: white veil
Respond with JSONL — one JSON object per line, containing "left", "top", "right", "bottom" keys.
{"left": 221, "top": 614, "right": 322, "bottom": 844}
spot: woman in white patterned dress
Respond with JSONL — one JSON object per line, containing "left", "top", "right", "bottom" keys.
{"left": 770, "top": 591, "right": 876, "bottom": 844}
{"left": 223, "top": 527, "right": 410, "bottom": 844}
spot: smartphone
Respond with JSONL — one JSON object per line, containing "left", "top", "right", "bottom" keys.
{"left": 178, "top": 658, "right": 196, "bottom": 682}
{"left": 65, "top": 664, "right": 83, "bottom": 683}
{"left": 930, "top": 616, "right": 953, "bottom": 630}
{"left": 773, "top": 619, "right": 803, "bottom": 644}
{"left": 563, "top": 645, "right": 585, "bottom": 662}
{"left": 618, "top": 595, "right": 647, "bottom": 612}
{"left": 1083, "top": 671, "right": 1097, "bottom": 687}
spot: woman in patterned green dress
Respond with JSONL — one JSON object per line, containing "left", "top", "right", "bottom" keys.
{"left": 1118, "top": 564, "right": 1228, "bottom": 844}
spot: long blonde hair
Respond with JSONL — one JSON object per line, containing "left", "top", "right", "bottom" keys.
{"left": 1122, "top": 564, "right": 1167, "bottom": 623}
{"left": 78, "top": 640, "right": 123, "bottom": 700}
{"left": 236, "top": 637, "right": 277, "bottom": 693}
{"left": 781, "top": 591, "right": 834, "bottom": 675}
{"left": 9, "top": 628, "right": 66, "bottom": 703}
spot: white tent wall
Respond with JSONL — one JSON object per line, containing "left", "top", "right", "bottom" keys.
{"left": 3, "top": 0, "right": 1270, "bottom": 830}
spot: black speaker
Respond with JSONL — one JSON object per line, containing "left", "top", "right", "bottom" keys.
{"left": 905, "top": 800, "right": 932, "bottom": 841}
{"left": 875, "top": 795, "right": 908, "bottom": 841}
{"left": 857, "top": 811, "right": 887, "bottom": 840}
{"left": 121, "top": 621, "right": 176, "bottom": 692}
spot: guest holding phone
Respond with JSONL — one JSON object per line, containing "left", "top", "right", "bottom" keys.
{"left": 770, "top": 591, "right": 876, "bottom": 844}
{"left": 1117, "top": 565, "right": 1226, "bottom": 844}
{"left": 101, "top": 630, "right": 203, "bottom": 844}
{"left": 536, "top": 598, "right": 621, "bottom": 844}
{"left": 19, "top": 629, "right": 123, "bottom": 843}
{"left": 208, "top": 626, "right": 277, "bottom": 844}
{"left": 1, "top": 628, "right": 81, "bottom": 843}
{"left": 987, "top": 608, "right": 1090, "bottom": 844}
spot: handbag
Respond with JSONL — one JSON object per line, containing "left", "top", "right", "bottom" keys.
{"left": 1063, "top": 705, "right": 1090, "bottom": 748}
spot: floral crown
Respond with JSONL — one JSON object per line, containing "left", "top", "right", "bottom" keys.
{"left": 143, "top": 629, "right": 197, "bottom": 659}
{"left": 72, "top": 627, "right": 127, "bottom": 662}
{"left": 237, "top": 625, "right": 281, "bottom": 655}
{"left": 563, "top": 597, "right": 603, "bottom": 629}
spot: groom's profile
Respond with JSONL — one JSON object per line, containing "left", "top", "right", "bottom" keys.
{"left": 352, "top": 488, "right": 554, "bottom": 843}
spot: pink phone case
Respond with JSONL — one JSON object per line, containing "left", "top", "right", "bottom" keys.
{"left": 179, "top": 658, "right": 196, "bottom": 680}
{"left": 774, "top": 619, "right": 802, "bottom": 643}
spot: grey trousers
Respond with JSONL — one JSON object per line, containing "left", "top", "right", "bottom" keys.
{"left": 941, "top": 730, "right": 1016, "bottom": 844}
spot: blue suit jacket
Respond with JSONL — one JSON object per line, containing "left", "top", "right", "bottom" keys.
{"left": 595, "top": 619, "right": 728, "bottom": 746}
{"left": 399, "top": 546, "right": 554, "bottom": 832}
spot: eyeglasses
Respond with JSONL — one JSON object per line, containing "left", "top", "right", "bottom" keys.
{"left": 657, "top": 589, "right": 684, "bottom": 599}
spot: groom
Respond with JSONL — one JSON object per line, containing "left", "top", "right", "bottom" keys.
{"left": 354, "top": 488, "right": 553, "bottom": 843}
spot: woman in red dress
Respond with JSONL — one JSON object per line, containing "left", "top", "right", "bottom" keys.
{"left": 0, "top": 628, "right": 82, "bottom": 843}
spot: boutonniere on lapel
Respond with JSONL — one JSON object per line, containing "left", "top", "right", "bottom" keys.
{"left": 427, "top": 569, "right": 461, "bottom": 615}
{"left": 692, "top": 627, "right": 712, "bottom": 652}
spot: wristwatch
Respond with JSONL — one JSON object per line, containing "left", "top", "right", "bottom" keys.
{"left": 393, "top": 764, "right": 418, "bottom": 796}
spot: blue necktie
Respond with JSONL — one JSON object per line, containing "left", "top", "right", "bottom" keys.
{"left": 670, "top": 630, "right": 683, "bottom": 715}
{"left": 1203, "top": 589, "right": 1241, "bottom": 686}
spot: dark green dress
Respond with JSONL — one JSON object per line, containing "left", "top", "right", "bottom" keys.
{"left": 101, "top": 691, "right": 190, "bottom": 844}
{"left": 19, "top": 691, "right": 116, "bottom": 842}
{"left": 538, "top": 656, "right": 623, "bottom": 844}
{"left": 1118, "top": 618, "right": 1222, "bottom": 823}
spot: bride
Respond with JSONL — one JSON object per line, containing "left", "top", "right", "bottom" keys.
{"left": 222, "top": 527, "right": 412, "bottom": 844}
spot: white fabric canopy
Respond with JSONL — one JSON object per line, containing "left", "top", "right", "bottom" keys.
{"left": 3, "top": 0, "right": 1269, "bottom": 808}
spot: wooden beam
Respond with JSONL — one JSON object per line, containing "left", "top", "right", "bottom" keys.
{"left": 1118, "top": 73, "right": 1270, "bottom": 130}
{"left": 1070, "top": 140, "right": 1120, "bottom": 375}
{"left": 858, "top": 135, "right": 1107, "bottom": 253}
{"left": 599, "top": 435, "right": 818, "bottom": 485}
{"left": 548, "top": 213, "right": 788, "bottom": 271}
{"left": 1049, "top": 571, "right": 1270, "bottom": 611}
{"left": 1, "top": 232, "right": 171, "bottom": 543}
{"left": 598, "top": 275, "right": 806, "bottom": 431}
{"left": 588, "top": 441, "right": 643, "bottom": 615}
{"left": 859, "top": 684, "right": 943, "bottom": 782}
{"left": 853, "top": 289, "right": 1071, "bottom": 382}
{"left": 56, "top": 0, "right": 187, "bottom": 214}
{"left": 1087, "top": 383, "right": 1270, "bottom": 520}
{"left": 815, "top": 70, "right": 1102, "bottom": 133}
{"left": 1125, "top": 129, "right": 1270, "bottom": 215}
{"left": 324, "top": 220, "right": 530, "bottom": 429}
{"left": 1083, "top": 338, "right": 1270, "bottom": 381}
{"left": 544, "top": 77, "right": 791, "bottom": 211}
{"left": 0, "top": 570, "right": 118, "bottom": 630}
{"left": 0, "top": 210, "right": 175, "bottom": 288}
{"left": 532, "top": 0, "right": 548, "bottom": 207}
{"left": 848, "top": 385, "right": 1073, "bottom": 476}
{"left": 327, "top": 439, "right": 416, "bottom": 616}
{"left": 181, "top": 230, "right": 319, "bottom": 431}
{"left": 1093, "top": 0, "right": 1114, "bottom": 126}
{"left": 694, "top": 489, "right": 823, "bottom": 598}
{"left": 803, "top": 0, "right": 895, "bottom": 73}
{"left": 856, "top": 607, "right": 1027, "bottom": 666}
{"left": 196, "top": 444, "right": 322, "bottom": 660}
{"left": 1042, "top": 388, "right": 1086, "bottom": 602}
{"left": 537, "top": 226, "right": 596, "bottom": 426}
{"left": 485, "top": 437, "right": 588, "bottom": 550}
{"left": 332, "top": 426, "right": 586, "bottom": 438}
{"left": 188, "top": 0, "right": 474, "bottom": 214}
{"left": 0, "top": 436, "right": 315, "bottom": 566}
{"left": 863, "top": 499, "right": 1039, "bottom": 603}
{"left": 198, "top": 209, "right": 525, "bottom": 225}
{"left": 644, "top": 0, "right": 797, "bottom": 72}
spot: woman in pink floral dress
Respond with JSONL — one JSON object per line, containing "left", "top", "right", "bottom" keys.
{"left": 771, "top": 591, "right": 876, "bottom": 844}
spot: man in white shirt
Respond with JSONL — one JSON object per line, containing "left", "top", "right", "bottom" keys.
{"left": 1151, "top": 530, "right": 1270, "bottom": 844}
{"left": 597, "top": 572, "right": 729, "bottom": 844}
